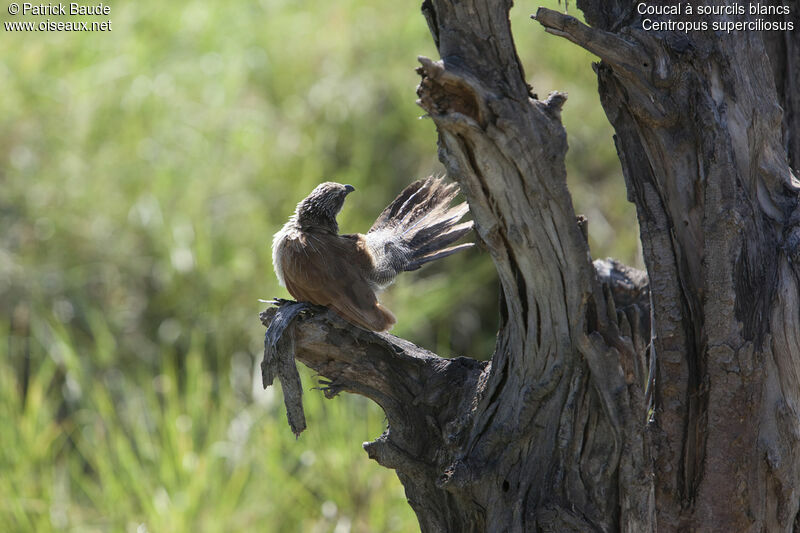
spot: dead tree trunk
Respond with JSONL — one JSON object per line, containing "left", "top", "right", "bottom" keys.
{"left": 262, "top": 1, "right": 800, "bottom": 530}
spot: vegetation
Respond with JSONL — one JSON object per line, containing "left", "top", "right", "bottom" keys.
{"left": 1, "top": 0, "right": 634, "bottom": 531}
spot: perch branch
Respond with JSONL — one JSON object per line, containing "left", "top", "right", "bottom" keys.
{"left": 260, "top": 304, "right": 488, "bottom": 467}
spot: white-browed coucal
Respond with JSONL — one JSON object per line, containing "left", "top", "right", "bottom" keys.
{"left": 272, "top": 177, "right": 473, "bottom": 331}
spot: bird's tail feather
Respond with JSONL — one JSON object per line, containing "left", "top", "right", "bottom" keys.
{"left": 405, "top": 242, "right": 474, "bottom": 271}
{"left": 369, "top": 177, "right": 474, "bottom": 272}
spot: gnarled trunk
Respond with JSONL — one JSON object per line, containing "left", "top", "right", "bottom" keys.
{"left": 262, "top": 1, "right": 800, "bottom": 530}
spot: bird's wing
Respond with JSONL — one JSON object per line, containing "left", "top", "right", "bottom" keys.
{"left": 279, "top": 231, "right": 396, "bottom": 332}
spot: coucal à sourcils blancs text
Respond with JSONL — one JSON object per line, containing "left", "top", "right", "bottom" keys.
{"left": 272, "top": 177, "right": 474, "bottom": 331}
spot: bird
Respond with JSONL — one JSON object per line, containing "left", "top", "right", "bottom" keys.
{"left": 272, "top": 177, "right": 474, "bottom": 331}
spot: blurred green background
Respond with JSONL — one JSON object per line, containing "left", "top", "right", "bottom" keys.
{"left": 1, "top": 0, "right": 638, "bottom": 531}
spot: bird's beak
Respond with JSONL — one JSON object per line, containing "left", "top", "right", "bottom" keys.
{"left": 344, "top": 184, "right": 355, "bottom": 194}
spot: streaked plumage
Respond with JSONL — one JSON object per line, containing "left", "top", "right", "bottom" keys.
{"left": 272, "top": 177, "right": 473, "bottom": 331}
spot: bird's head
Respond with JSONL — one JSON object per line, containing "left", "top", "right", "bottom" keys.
{"left": 295, "top": 182, "right": 355, "bottom": 233}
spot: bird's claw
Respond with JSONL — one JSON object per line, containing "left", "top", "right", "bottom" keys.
{"left": 314, "top": 378, "right": 346, "bottom": 399}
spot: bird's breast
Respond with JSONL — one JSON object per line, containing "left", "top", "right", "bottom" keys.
{"left": 272, "top": 223, "right": 303, "bottom": 287}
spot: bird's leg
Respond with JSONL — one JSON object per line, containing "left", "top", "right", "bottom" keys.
{"left": 314, "top": 378, "right": 347, "bottom": 399}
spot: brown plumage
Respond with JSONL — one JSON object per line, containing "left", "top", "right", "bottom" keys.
{"left": 272, "top": 177, "right": 473, "bottom": 331}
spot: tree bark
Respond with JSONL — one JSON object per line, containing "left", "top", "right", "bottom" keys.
{"left": 262, "top": 1, "right": 800, "bottom": 531}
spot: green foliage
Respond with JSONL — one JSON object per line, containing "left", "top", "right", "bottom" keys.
{"left": 1, "top": 0, "right": 638, "bottom": 531}
{"left": 1, "top": 316, "right": 412, "bottom": 532}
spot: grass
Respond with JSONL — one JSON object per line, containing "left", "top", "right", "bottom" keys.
{"left": 0, "top": 0, "right": 638, "bottom": 531}
{"left": 2, "top": 313, "right": 414, "bottom": 532}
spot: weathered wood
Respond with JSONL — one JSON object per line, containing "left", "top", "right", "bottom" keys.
{"left": 261, "top": 305, "right": 490, "bottom": 531}
{"left": 261, "top": 301, "right": 310, "bottom": 436}
{"left": 261, "top": 1, "right": 800, "bottom": 531}
{"left": 537, "top": 3, "right": 800, "bottom": 531}
{"left": 262, "top": 254, "right": 650, "bottom": 531}
{"left": 763, "top": 0, "right": 800, "bottom": 171}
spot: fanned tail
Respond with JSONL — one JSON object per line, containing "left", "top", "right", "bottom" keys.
{"left": 368, "top": 177, "right": 474, "bottom": 272}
